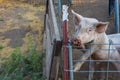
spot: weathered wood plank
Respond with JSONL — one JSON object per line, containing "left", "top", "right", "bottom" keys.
{"left": 49, "top": 40, "right": 62, "bottom": 80}
{"left": 44, "top": 0, "right": 62, "bottom": 80}
{"left": 45, "top": 14, "right": 54, "bottom": 80}
{"left": 55, "top": 57, "right": 60, "bottom": 80}
{"left": 49, "top": 56, "right": 59, "bottom": 80}
{"left": 49, "top": 0, "right": 61, "bottom": 41}
{"left": 43, "top": 15, "right": 47, "bottom": 77}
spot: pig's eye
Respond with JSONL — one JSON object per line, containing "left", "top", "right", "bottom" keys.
{"left": 76, "top": 28, "right": 79, "bottom": 31}
{"left": 87, "top": 28, "right": 92, "bottom": 33}
{"left": 75, "top": 27, "right": 80, "bottom": 32}
{"left": 88, "top": 29, "right": 92, "bottom": 31}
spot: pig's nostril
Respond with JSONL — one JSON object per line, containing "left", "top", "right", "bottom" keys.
{"left": 73, "top": 39, "right": 78, "bottom": 42}
{"left": 73, "top": 38, "right": 81, "bottom": 45}
{"left": 74, "top": 39, "right": 77, "bottom": 42}
{"left": 78, "top": 41, "right": 81, "bottom": 45}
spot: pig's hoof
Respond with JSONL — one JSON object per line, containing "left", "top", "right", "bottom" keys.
{"left": 73, "top": 63, "right": 82, "bottom": 71}
{"left": 73, "top": 67, "right": 80, "bottom": 71}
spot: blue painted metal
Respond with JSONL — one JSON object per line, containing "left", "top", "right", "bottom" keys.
{"left": 58, "top": 0, "right": 62, "bottom": 16}
{"left": 68, "top": 0, "right": 72, "bottom": 5}
{"left": 73, "top": 59, "right": 120, "bottom": 62}
{"left": 68, "top": 44, "right": 74, "bottom": 80}
{"left": 109, "top": 0, "right": 119, "bottom": 33}
{"left": 106, "top": 40, "right": 112, "bottom": 80}
{"left": 114, "top": 0, "right": 119, "bottom": 33}
{"left": 109, "top": 0, "right": 115, "bottom": 16}
{"left": 66, "top": 70, "right": 120, "bottom": 73}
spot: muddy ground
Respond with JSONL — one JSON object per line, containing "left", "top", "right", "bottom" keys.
{"left": 67, "top": 0, "right": 120, "bottom": 80}
{"left": 0, "top": 0, "right": 45, "bottom": 63}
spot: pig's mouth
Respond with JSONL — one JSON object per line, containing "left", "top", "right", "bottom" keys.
{"left": 71, "top": 38, "right": 94, "bottom": 48}
{"left": 73, "top": 39, "right": 81, "bottom": 46}
{"left": 71, "top": 38, "right": 83, "bottom": 48}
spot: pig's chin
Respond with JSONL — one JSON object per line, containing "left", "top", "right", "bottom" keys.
{"left": 73, "top": 44, "right": 85, "bottom": 49}
{"left": 73, "top": 42, "right": 83, "bottom": 48}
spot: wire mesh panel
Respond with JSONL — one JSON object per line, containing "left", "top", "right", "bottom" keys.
{"left": 66, "top": 0, "right": 120, "bottom": 80}
{"left": 67, "top": 42, "right": 120, "bottom": 80}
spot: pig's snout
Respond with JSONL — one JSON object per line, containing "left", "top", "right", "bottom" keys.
{"left": 73, "top": 38, "right": 81, "bottom": 46}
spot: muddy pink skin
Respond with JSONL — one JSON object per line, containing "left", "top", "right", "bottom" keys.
{"left": 71, "top": 10, "right": 120, "bottom": 73}
{"left": 71, "top": 10, "right": 109, "bottom": 47}
{"left": 73, "top": 37, "right": 81, "bottom": 46}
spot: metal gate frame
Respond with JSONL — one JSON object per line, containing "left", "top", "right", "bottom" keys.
{"left": 109, "top": 0, "right": 119, "bottom": 33}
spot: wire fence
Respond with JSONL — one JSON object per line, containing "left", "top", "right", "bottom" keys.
{"left": 66, "top": 42, "right": 120, "bottom": 80}
{"left": 65, "top": 0, "right": 120, "bottom": 80}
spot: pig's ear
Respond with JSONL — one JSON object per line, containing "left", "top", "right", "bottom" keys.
{"left": 95, "top": 22, "right": 109, "bottom": 33}
{"left": 71, "top": 10, "right": 83, "bottom": 25}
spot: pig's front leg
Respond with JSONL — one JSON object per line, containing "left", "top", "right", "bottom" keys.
{"left": 74, "top": 46, "right": 96, "bottom": 71}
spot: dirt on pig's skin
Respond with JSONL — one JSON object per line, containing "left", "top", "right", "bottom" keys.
{"left": 0, "top": 0, "right": 45, "bottom": 63}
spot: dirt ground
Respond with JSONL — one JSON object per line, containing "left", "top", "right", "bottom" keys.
{"left": 67, "top": 0, "right": 120, "bottom": 80}
{"left": 0, "top": 0, "right": 45, "bottom": 63}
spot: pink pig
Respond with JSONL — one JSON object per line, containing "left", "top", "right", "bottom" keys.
{"left": 71, "top": 10, "right": 120, "bottom": 72}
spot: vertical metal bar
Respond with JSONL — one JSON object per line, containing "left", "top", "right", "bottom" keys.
{"left": 68, "top": 0, "right": 72, "bottom": 5}
{"left": 108, "top": 0, "right": 115, "bottom": 16}
{"left": 88, "top": 44, "right": 92, "bottom": 80}
{"left": 58, "top": 0, "right": 62, "bottom": 16}
{"left": 88, "top": 57, "right": 92, "bottom": 80}
{"left": 114, "top": 0, "right": 119, "bottom": 33}
{"left": 68, "top": 44, "right": 74, "bottom": 80}
{"left": 63, "top": 20, "right": 69, "bottom": 80}
{"left": 62, "top": 5, "right": 69, "bottom": 80}
{"left": 106, "top": 40, "right": 111, "bottom": 80}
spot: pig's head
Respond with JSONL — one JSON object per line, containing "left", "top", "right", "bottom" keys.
{"left": 71, "top": 10, "right": 109, "bottom": 46}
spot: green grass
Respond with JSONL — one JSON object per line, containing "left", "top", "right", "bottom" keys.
{"left": 0, "top": 46, "right": 46, "bottom": 80}
{"left": 0, "top": 31, "right": 46, "bottom": 80}
{"left": 0, "top": 45, "right": 4, "bottom": 50}
{"left": 0, "top": 17, "right": 4, "bottom": 21}
{"left": 33, "top": 3, "right": 40, "bottom": 7}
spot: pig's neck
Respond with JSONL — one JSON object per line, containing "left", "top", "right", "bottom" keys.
{"left": 94, "top": 32, "right": 109, "bottom": 44}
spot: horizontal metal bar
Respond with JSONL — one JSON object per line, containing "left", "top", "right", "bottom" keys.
{"left": 73, "top": 60, "right": 120, "bottom": 62}
{"left": 69, "top": 42, "right": 120, "bottom": 46}
{"left": 72, "top": 43, "right": 120, "bottom": 45}
{"left": 72, "top": 47, "right": 120, "bottom": 50}
{"left": 65, "top": 70, "right": 120, "bottom": 73}
{"left": 91, "top": 43, "right": 120, "bottom": 45}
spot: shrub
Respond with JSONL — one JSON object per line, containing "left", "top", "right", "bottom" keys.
{"left": 0, "top": 47, "right": 46, "bottom": 80}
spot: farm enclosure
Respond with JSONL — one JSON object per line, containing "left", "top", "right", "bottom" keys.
{"left": 44, "top": 0, "right": 120, "bottom": 80}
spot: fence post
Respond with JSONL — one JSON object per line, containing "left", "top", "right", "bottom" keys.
{"left": 114, "top": 0, "right": 119, "bottom": 33}
{"left": 68, "top": 44, "right": 74, "bottom": 80}
{"left": 62, "top": 5, "right": 69, "bottom": 80}
{"left": 68, "top": 0, "right": 72, "bottom": 5}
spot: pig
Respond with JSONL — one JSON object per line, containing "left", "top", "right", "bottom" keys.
{"left": 71, "top": 10, "right": 120, "bottom": 72}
